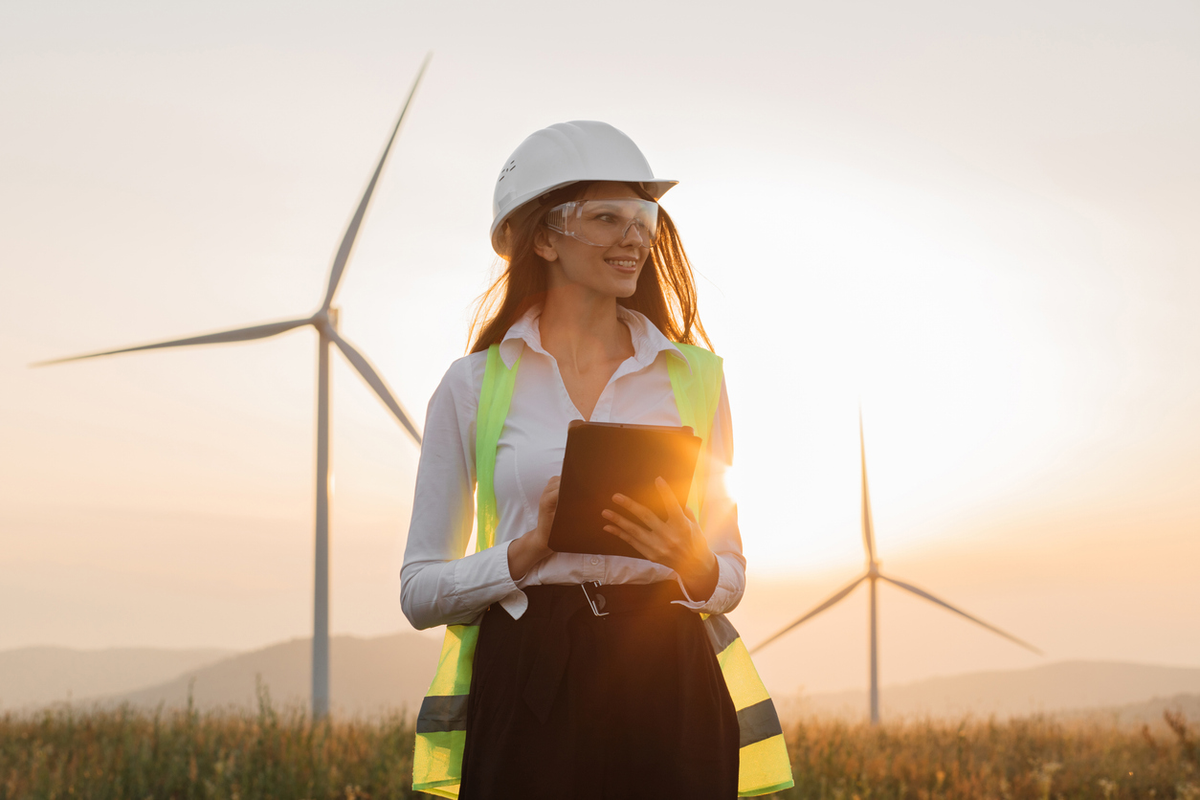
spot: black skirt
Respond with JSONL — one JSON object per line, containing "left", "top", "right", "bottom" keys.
{"left": 458, "top": 582, "right": 739, "bottom": 800}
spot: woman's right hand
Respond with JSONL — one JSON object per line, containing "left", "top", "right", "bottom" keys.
{"left": 507, "top": 476, "right": 559, "bottom": 580}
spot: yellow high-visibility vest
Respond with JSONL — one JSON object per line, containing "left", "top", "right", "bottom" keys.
{"left": 413, "top": 343, "right": 793, "bottom": 798}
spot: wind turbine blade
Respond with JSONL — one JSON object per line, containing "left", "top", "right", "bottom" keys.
{"left": 878, "top": 573, "right": 1043, "bottom": 655}
{"left": 30, "top": 318, "right": 312, "bottom": 366}
{"left": 859, "top": 409, "right": 877, "bottom": 563}
{"left": 749, "top": 573, "right": 868, "bottom": 654}
{"left": 321, "top": 53, "right": 431, "bottom": 311}
{"left": 329, "top": 330, "right": 422, "bottom": 446}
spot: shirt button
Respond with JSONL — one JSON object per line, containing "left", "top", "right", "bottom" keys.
{"left": 590, "top": 556, "right": 600, "bottom": 566}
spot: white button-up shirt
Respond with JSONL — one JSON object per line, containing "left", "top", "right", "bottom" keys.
{"left": 400, "top": 305, "right": 745, "bottom": 629}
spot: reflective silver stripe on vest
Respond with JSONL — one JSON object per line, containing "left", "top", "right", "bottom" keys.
{"left": 737, "top": 698, "right": 784, "bottom": 748}
{"left": 416, "top": 694, "right": 469, "bottom": 733}
{"left": 704, "top": 614, "right": 738, "bottom": 653}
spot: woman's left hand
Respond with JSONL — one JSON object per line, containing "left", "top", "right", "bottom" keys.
{"left": 602, "top": 477, "right": 719, "bottom": 602}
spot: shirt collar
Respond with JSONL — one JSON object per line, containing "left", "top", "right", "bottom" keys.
{"left": 499, "top": 304, "right": 689, "bottom": 372}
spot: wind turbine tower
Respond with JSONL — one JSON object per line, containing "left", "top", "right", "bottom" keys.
{"left": 751, "top": 414, "right": 1042, "bottom": 724}
{"left": 33, "top": 57, "right": 432, "bottom": 719}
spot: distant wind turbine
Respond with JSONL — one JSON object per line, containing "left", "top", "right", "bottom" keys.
{"left": 751, "top": 413, "right": 1041, "bottom": 724}
{"left": 31, "top": 55, "right": 432, "bottom": 719}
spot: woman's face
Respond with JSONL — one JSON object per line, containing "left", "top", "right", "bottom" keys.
{"left": 537, "top": 181, "right": 652, "bottom": 299}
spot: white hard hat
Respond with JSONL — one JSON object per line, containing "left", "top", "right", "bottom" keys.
{"left": 490, "top": 120, "right": 677, "bottom": 257}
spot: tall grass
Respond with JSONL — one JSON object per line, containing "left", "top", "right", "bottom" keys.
{"left": 2, "top": 693, "right": 1197, "bottom": 799}
{"left": 1, "top": 687, "right": 415, "bottom": 800}
{"left": 773, "top": 712, "right": 1199, "bottom": 799}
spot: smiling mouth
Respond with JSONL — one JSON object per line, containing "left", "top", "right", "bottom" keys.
{"left": 605, "top": 258, "right": 638, "bottom": 270}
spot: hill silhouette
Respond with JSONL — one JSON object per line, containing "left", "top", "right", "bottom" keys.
{"left": 0, "top": 646, "right": 233, "bottom": 710}
{"left": 99, "top": 633, "right": 441, "bottom": 717}
{"left": 790, "top": 660, "right": 1200, "bottom": 720}
{"left": 11, "top": 635, "right": 1200, "bottom": 724}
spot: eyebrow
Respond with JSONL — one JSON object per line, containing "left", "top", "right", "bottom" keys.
{"left": 588, "top": 200, "right": 639, "bottom": 211}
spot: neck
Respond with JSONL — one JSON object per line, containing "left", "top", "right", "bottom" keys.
{"left": 538, "top": 283, "right": 632, "bottom": 371}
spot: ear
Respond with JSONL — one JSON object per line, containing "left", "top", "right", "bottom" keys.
{"left": 533, "top": 227, "right": 559, "bottom": 262}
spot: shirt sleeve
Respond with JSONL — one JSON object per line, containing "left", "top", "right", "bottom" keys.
{"left": 673, "top": 376, "right": 747, "bottom": 615}
{"left": 399, "top": 355, "right": 524, "bottom": 630}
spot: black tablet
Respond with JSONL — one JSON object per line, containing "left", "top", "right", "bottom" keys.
{"left": 547, "top": 420, "right": 703, "bottom": 560}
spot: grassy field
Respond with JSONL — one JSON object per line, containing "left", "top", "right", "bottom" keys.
{"left": 3, "top": 694, "right": 1198, "bottom": 799}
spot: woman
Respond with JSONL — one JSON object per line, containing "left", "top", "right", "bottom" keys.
{"left": 402, "top": 121, "right": 790, "bottom": 800}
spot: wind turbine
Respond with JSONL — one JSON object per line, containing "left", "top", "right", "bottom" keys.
{"left": 32, "top": 56, "right": 431, "bottom": 719}
{"left": 751, "top": 414, "right": 1041, "bottom": 724}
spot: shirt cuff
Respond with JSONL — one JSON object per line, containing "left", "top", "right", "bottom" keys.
{"left": 497, "top": 587, "right": 529, "bottom": 619}
{"left": 452, "top": 539, "right": 525, "bottom": 619}
{"left": 672, "top": 554, "right": 740, "bottom": 614}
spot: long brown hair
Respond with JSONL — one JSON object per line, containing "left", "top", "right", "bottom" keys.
{"left": 468, "top": 182, "right": 713, "bottom": 354}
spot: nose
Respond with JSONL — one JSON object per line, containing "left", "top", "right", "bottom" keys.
{"left": 619, "top": 219, "right": 650, "bottom": 248}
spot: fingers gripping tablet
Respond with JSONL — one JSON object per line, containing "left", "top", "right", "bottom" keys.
{"left": 548, "top": 421, "right": 702, "bottom": 559}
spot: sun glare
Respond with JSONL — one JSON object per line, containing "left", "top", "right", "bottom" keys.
{"left": 720, "top": 463, "right": 741, "bottom": 506}
{"left": 670, "top": 159, "right": 1074, "bottom": 575}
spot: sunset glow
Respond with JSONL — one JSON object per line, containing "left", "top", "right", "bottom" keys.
{"left": 2, "top": 0, "right": 1197, "bottom": 701}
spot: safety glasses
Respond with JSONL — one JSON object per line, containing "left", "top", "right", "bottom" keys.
{"left": 544, "top": 199, "right": 660, "bottom": 248}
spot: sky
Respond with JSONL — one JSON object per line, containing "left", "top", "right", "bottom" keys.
{"left": 2, "top": 0, "right": 1199, "bottom": 697}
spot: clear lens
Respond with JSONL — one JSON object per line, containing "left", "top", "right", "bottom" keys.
{"left": 545, "top": 199, "right": 660, "bottom": 248}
